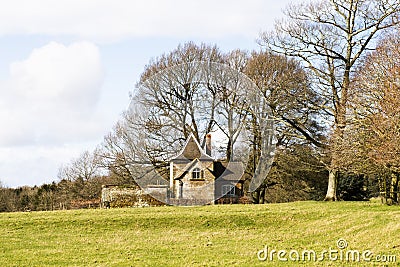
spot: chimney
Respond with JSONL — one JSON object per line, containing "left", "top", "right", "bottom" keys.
{"left": 205, "top": 133, "right": 212, "bottom": 156}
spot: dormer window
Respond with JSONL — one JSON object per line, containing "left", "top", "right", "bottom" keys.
{"left": 191, "top": 167, "right": 204, "bottom": 180}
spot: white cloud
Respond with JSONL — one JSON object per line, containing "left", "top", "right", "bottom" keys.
{"left": 0, "top": 0, "right": 290, "bottom": 41}
{"left": 0, "top": 41, "right": 106, "bottom": 186}
{"left": 0, "top": 144, "right": 93, "bottom": 187}
{"left": 0, "top": 41, "right": 105, "bottom": 146}
{"left": 0, "top": 0, "right": 293, "bottom": 187}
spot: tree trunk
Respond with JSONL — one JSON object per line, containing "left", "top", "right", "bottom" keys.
{"left": 252, "top": 190, "right": 260, "bottom": 204}
{"left": 226, "top": 139, "right": 232, "bottom": 162}
{"left": 324, "top": 133, "right": 341, "bottom": 201}
{"left": 252, "top": 186, "right": 266, "bottom": 204}
{"left": 324, "top": 169, "right": 338, "bottom": 201}
{"left": 259, "top": 187, "right": 266, "bottom": 204}
{"left": 391, "top": 172, "right": 399, "bottom": 204}
{"left": 324, "top": 101, "right": 346, "bottom": 201}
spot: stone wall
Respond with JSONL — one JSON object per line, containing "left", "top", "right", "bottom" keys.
{"left": 101, "top": 185, "right": 149, "bottom": 208}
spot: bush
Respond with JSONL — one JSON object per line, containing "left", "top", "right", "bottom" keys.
{"left": 338, "top": 173, "right": 370, "bottom": 201}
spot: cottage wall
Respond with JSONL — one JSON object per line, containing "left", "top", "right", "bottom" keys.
{"left": 172, "top": 161, "right": 215, "bottom": 203}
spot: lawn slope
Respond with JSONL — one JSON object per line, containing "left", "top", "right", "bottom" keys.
{"left": 0, "top": 201, "right": 399, "bottom": 266}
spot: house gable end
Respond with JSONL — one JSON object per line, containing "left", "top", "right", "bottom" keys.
{"left": 171, "top": 133, "right": 213, "bottom": 162}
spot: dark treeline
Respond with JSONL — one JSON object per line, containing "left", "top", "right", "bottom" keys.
{"left": 0, "top": 146, "right": 382, "bottom": 212}
{"left": 0, "top": 176, "right": 108, "bottom": 212}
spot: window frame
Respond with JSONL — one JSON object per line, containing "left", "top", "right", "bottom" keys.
{"left": 191, "top": 167, "right": 204, "bottom": 180}
{"left": 222, "top": 184, "right": 236, "bottom": 197}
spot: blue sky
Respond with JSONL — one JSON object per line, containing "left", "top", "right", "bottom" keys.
{"left": 0, "top": 0, "right": 293, "bottom": 187}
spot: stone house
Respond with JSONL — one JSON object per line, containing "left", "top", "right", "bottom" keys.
{"left": 101, "top": 133, "right": 245, "bottom": 207}
{"left": 168, "top": 133, "right": 245, "bottom": 205}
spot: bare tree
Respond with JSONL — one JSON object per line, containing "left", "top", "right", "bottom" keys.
{"left": 137, "top": 43, "right": 225, "bottom": 154}
{"left": 261, "top": 0, "right": 400, "bottom": 200}
{"left": 96, "top": 112, "right": 149, "bottom": 185}
{"left": 244, "top": 51, "right": 323, "bottom": 202}
{"left": 58, "top": 150, "right": 100, "bottom": 182}
{"left": 136, "top": 42, "right": 253, "bottom": 162}
{"left": 245, "top": 51, "right": 324, "bottom": 147}
{"left": 212, "top": 49, "right": 253, "bottom": 161}
{"left": 57, "top": 150, "right": 104, "bottom": 203}
{"left": 339, "top": 32, "right": 400, "bottom": 202}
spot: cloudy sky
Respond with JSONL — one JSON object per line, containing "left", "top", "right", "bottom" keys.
{"left": 0, "top": 0, "right": 292, "bottom": 187}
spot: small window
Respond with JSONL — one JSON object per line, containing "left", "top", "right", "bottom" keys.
{"left": 191, "top": 168, "right": 203, "bottom": 180}
{"left": 222, "top": 185, "right": 235, "bottom": 196}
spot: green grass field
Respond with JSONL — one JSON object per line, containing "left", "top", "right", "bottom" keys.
{"left": 0, "top": 201, "right": 399, "bottom": 266}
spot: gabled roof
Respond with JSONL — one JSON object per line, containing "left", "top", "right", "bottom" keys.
{"left": 170, "top": 133, "right": 214, "bottom": 163}
{"left": 213, "top": 161, "right": 244, "bottom": 181}
{"left": 181, "top": 158, "right": 201, "bottom": 173}
{"left": 174, "top": 158, "right": 200, "bottom": 180}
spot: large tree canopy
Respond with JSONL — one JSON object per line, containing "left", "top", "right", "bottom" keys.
{"left": 336, "top": 32, "right": 400, "bottom": 203}
{"left": 97, "top": 42, "right": 322, "bottom": 202}
{"left": 260, "top": 0, "right": 400, "bottom": 200}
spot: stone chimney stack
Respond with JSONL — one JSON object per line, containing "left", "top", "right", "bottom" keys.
{"left": 205, "top": 133, "right": 212, "bottom": 156}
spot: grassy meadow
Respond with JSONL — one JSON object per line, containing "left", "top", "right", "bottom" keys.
{"left": 0, "top": 201, "right": 399, "bottom": 266}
